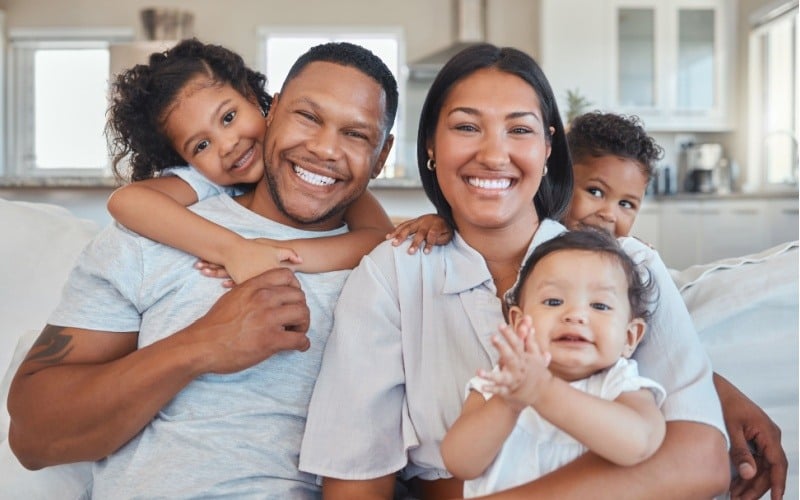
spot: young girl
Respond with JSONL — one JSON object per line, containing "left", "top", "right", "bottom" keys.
{"left": 441, "top": 228, "right": 666, "bottom": 497}
{"left": 106, "top": 38, "right": 413, "bottom": 282}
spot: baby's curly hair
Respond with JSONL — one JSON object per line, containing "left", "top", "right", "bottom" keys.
{"left": 567, "top": 112, "right": 664, "bottom": 182}
{"left": 106, "top": 38, "right": 271, "bottom": 182}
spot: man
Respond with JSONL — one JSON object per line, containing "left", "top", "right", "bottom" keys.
{"left": 7, "top": 42, "right": 397, "bottom": 498}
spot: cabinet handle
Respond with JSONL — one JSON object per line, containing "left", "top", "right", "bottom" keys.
{"left": 678, "top": 209, "right": 720, "bottom": 215}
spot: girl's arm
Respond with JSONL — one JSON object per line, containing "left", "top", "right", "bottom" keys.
{"left": 107, "top": 178, "right": 300, "bottom": 284}
{"left": 387, "top": 213, "right": 453, "bottom": 254}
{"left": 284, "top": 189, "right": 394, "bottom": 273}
{"left": 441, "top": 390, "right": 521, "bottom": 480}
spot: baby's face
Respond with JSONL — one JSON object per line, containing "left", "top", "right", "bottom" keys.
{"left": 510, "top": 249, "right": 644, "bottom": 381}
{"left": 564, "top": 156, "right": 649, "bottom": 237}
{"left": 163, "top": 77, "right": 267, "bottom": 187}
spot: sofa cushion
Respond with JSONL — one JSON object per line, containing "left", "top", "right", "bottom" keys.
{"left": 0, "top": 198, "right": 99, "bottom": 442}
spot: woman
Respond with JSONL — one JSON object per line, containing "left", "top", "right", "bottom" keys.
{"left": 299, "top": 44, "right": 729, "bottom": 499}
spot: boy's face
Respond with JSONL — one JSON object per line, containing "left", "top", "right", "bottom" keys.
{"left": 260, "top": 61, "right": 393, "bottom": 230}
{"left": 564, "top": 156, "right": 649, "bottom": 237}
{"left": 508, "top": 249, "right": 645, "bottom": 381}
{"left": 163, "top": 78, "right": 267, "bottom": 186}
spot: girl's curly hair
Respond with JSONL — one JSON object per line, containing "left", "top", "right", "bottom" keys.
{"left": 567, "top": 112, "right": 663, "bottom": 182}
{"left": 106, "top": 38, "right": 271, "bottom": 182}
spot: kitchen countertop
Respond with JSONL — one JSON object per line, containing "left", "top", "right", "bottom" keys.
{"left": 0, "top": 176, "right": 797, "bottom": 201}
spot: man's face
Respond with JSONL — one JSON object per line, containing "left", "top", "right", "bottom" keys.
{"left": 259, "top": 61, "right": 393, "bottom": 230}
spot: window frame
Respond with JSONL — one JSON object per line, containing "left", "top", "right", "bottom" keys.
{"left": 256, "top": 25, "right": 409, "bottom": 181}
{"left": 5, "top": 27, "right": 133, "bottom": 179}
{"left": 747, "top": 3, "right": 798, "bottom": 192}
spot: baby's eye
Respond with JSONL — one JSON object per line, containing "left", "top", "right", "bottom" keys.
{"left": 587, "top": 187, "right": 603, "bottom": 198}
{"left": 591, "top": 302, "right": 611, "bottom": 311}
{"left": 223, "top": 111, "right": 236, "bottom": 125}
{"left": 543, "top": 298, "right": 562, "bottom": 306}
{"left": 194, "top": 140, "right": 210, "bottom": 154}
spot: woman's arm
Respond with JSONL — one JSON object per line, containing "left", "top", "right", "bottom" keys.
{"left": 441, "top": 391, "right": 520, "bottom": 480}
{"left": 478, "top": 421, "right": 729, "bottom": 500}
{"left": 108, "top": 178, "right": 300, "bottom": 283}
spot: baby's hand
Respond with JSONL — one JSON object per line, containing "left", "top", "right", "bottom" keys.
{"left": 480, "top": 315, "right": 552, "bottom": 411}
{"left": 387, "top": 214, "right": 453, "bottom": 255}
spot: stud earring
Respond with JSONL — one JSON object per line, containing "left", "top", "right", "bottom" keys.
{"left": 543, "top": 164, "right": 549, "bottom": 176}
{"left": 426, "top": 158, "right": 436, "bottom": 171}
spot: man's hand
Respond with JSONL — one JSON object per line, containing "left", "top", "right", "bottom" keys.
{"left": 715, "top": 373, "right": 787, "bottom": 500}
{"left": 188, "top": 267, "right": 311, "bottom": 374}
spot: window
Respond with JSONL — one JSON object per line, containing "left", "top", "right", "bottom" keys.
{"left": 6, "top": 28, "right": 132, "bottom": 178}
{"left": 258, "top": 27, "right": 407, "bottom": 180}
{"left": 748, "top": 2, "right": 798, "bottom": 190}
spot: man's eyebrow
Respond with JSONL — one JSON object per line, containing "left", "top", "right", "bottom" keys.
{"left": 294, "top": 96, "right": 380, "bottom": 135}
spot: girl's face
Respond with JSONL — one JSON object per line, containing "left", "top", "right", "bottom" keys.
{"left": 509, "top": 249, "right": 645, "bottom": 382}
{"left": 429, "top": 68, "right": 552, "bottom": 233}
{"left": 565, "top": 156, "right": 649, "bottom": 237}
{"left": 163, "top": 77, "right": 267, "bottom": 186}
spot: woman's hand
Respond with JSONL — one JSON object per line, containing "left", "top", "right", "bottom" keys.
{"left": 387, "top": 214, "right": 453, "bottom": 255}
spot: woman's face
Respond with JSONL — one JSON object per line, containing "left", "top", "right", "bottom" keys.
{"left": 429, "top": 68, "right": 552, "bottom": 232}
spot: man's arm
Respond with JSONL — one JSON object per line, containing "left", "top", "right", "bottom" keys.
{"left": 478, "top": 421, "right": 729, "bottom": 500}
{"left": 714, "top": 373, "right": 787, "bottom": 500}
{"left": 7, "top": 268, "right": 310, "bottom": 469}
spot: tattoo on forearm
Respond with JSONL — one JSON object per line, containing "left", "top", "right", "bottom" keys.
{"left": 26, "top": 325, "right": 74, "bottom": 364}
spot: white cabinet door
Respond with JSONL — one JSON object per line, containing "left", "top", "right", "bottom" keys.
{"left": 630, "top": 202, "right": 660, "bottom": 248}
{"left": 658, "top": 200, "right": 702, "bottom": 269}
{"left": 767, "top": 198, "right": 800, "bottom": 246}
{"left": 700, "top": 200, "right": 769, "bottom": 262}
{"left": 609, "top": 0, "right": 734, "bottom": 131}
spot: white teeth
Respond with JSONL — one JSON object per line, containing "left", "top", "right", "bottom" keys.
{"left": 468, "top": 177, "right": 511, "bottom": 190}
{"left": 293, "top": 165, "right": 336, "bottom": 186}
{"left": 233, "top": 148, "right": 254, "bottom": 168}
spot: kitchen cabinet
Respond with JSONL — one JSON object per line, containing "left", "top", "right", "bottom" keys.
{"left": 647, "top": 197, "right": 796, "bottom": 269}
{"left": 611, "top": 0, "right": 735, "bottom": 131}
{"left": 630, "top": 203, "right": 660, "bottom": 248}
{"left": 541, "top": 0, "right": 735, "bottom": 132}
{"left": 767, "top": 198, "right": 800, "bottom": 246}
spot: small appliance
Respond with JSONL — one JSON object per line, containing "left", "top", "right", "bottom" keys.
{"left": 683, "top": 143, "right": 724, "bottom": 193}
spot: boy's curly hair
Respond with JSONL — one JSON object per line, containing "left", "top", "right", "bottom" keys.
{"left": 106, "top": 38, "right": 271, "bottom": 182}
{"left": 567, "top": 112, "right": 663, "bottom": 182}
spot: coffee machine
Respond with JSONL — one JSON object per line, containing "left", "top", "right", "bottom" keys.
{"left": 683, "top": 143, "right": 725, "bottom": 193}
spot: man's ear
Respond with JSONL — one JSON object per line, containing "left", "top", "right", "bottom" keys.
{"left": 265, "top": 92, "right": 280, "bottom": 128}
{"left": 622, "top": 318, "right": 646, "bottom": 358}
{"left": 371, "top": 134, "right": 394, "bottom": 179}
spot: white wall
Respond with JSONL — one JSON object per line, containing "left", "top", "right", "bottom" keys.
{"left": 0, "top": 0, "right": 539, "bottom": 218}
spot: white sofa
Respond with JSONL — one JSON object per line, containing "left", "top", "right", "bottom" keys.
{"left": 0, "top": 197, "right": 797, "bottom": 499}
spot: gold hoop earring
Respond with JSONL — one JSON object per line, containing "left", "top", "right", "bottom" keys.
{"left": 426, "top": 158, "right": 436, "bottom": 171}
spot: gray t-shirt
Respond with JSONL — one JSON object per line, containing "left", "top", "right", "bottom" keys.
{"left": 49, "top": 194, "right": 349, "bottom": 499}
